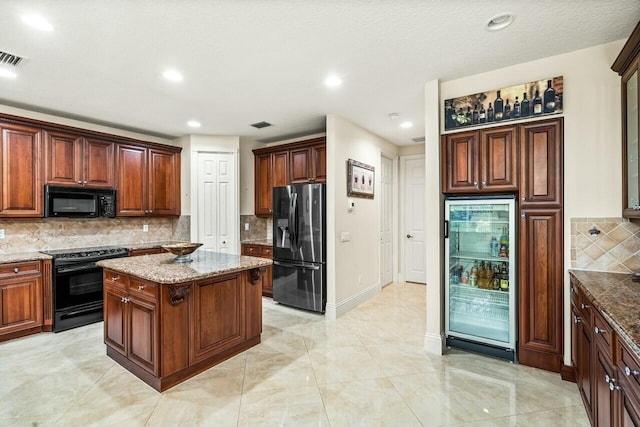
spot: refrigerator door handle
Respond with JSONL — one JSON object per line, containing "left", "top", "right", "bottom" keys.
{"left": 273, "top": 260, "right": 321, "bottom": 270}
{"left": 288, "top": 193, "right": 296, "bottom": 252}
{"left": 444, "top": 220, "right": 449, "bottom": 238}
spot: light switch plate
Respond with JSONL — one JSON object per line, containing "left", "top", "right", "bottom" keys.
{"left": 244, "top": 223, "right": 250, "bottom": 231}
{"left": 340, "top": 231, "right": 351, "bottom": 242}
{"left": 143, "top": 224, "right": 149, "bottom": 232}
{"left": 0, "top": 229, "right": 5, "bottom": 238}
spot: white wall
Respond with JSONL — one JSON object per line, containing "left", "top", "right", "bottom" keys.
{"left": 434, "top": 40, "right": 625, "bottom": 364}
{"left": 326, "top": 114, "right": 399, "bottom": 318}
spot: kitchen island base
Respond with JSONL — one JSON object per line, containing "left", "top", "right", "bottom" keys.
{"left": 100, "top": 254, "right": 269, "bottom": 392}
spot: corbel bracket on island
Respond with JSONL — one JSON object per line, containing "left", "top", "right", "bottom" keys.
{"left": 250, "top": 267, "right": 267, "bottom": 286}
{"left": 168, "top": 283, "right": 191, "bottom": 306}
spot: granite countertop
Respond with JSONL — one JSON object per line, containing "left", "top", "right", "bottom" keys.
{"left": 241, "top": 239, "right": 273, "bottom": 247}
{"left": 569, "top": 270, "right": 640, "bottom": 357}
{"left": 122, "top": 241, "right": 187, "bottom": 251}
{"left": 97, "top": 249, "right": 272, "bottom": 284}
{"left": 0, "top": 252, "right": 52, "bottom": 264}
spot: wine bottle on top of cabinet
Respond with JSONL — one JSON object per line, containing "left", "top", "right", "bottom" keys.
{"left": 472, "top": 104, "right": 479, "bottom": 124}
{"left": 543, "top": 79, "right": 556, "bottom": 113}
{"left": 533, "top": 89, "right": 543, "bottom": 115}
{"left": 513, "top": 96, "right": 521, "bottom": 118}
{"left": 494, "top": 90, "right": 504, "bottom": 121}
{"left": 479, "top": 104, "right": 486, "bottom": 123}
{"left": 504, "top": 99, "right": 511, "bottom": 120}
{"left": 487, "top": 102, "right": 494, "bottom": 122}
{"left": 521, "top": 93, "right": 530, "bottom": 116}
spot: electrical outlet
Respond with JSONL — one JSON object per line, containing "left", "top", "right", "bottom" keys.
{"left": 244, "top": 223, "right": 250, "bottom": 231}
{"left": 142, "top": 224, "right": 149, "bottom": 232}
{"left": 0, "top": 229, "right": 5, "bottom": 239}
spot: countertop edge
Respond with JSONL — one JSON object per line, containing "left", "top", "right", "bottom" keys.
{"left": 0, "top": 252, "right": 52, "bottom": 263}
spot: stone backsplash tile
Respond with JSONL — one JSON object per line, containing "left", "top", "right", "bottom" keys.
{"left": 571, "top": 217, "right": 640, "bottom": 273}
{"left": 240, "top": 215, "right": 271, "bottom": 241}
{"left": 0, "top": 216, "right": 191, "bottom": 253}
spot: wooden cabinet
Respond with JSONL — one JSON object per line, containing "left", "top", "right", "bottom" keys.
{"left": 441, "top": 126, "right": 517, "bottom": 193}
{"left": 241, "top": 243, "right": 273, "bottom": 297}
{"left": 116, "top": 144, "right": 180, "bottom": 217}
{"left": 104, "top": 273, "right": 159, "bottom": 375}
{"left": 594, "top": 341, "right": 616, "bottom": 427}
{"left": 612, "top": 21, "right": 640, "bottom": 218}
{"left": 253, "top": 137, "right": 325, "bottom": 217}
{"left": 128, "top": 247, "right": 165, "bottom": 257}
{"left": 571, "top": 283, "right": 594, "bottom": 424}
{"left": 519, "top": 119, "right": 562, "bottom": 208}
{"left": 0, "top": 123, "right": 43, "bottom": 217}
{"left": 45, "top": 131, "right": 114, "bottom": 188}
{"left": 0, "top": 261, "right": 43, "bottom": 341}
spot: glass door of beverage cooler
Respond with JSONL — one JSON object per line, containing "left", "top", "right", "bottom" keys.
{"left": 444, "top": 197, "right": 516, "bottom": 351}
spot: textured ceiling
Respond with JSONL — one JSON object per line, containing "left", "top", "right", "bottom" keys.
{"left": 0, "top": 0, "right": 638, "bottom": 145}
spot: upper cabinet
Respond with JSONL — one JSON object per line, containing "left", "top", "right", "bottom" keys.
{"left": 612, "top": 21, "right": 640, "bottom": 218}
{"left": 116, "top": 144, "right": 180, "bottom": 217}
{"left": 0, "top": 123, "right": 43, "bottom": 217}
{"left": 45, "top": 131, "right": 114, "bottom": 188}
{"left": 253, "top": 137, "right": 325, "bottom": 217}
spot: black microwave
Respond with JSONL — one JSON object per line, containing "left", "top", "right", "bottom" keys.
{"left": 44, "top": 185, "right": 116, "bottom": 218}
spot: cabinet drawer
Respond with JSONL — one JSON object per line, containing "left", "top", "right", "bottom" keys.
{"left": 241, "top": 244, "right": 259, "bottom": 256}
{"left": 0, "top": 261, "right": 41, "bottom": 277}
{"left": 128, "top": 278, "right": 157, "bottom": 301}
{"left": 260, "top": 246, "right": 273, "bottom": 257}
{"left": 620, "top": 341, "right": 640, "bottom": 401}
{"left": 104, "top": 271, "right": 130, "bottom": 288}
{"left": 593, "top": 308, "right": 614, "bottom": 354}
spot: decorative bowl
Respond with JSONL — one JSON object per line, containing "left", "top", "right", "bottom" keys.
{"left": 162, "top": 243, "right": 203, "bottom": 263}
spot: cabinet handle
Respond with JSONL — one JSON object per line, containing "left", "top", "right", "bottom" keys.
{"left": 573, "top": 315, "right": 581, "bottom": 324}
{"left": 77, "top": 181, "right": 83, "bottom": 184}
{"left": 121, "top": 297, "right": 126, "bottom": 302}
{"left": 137, "top": 285, "right": 145, "bottom": 291}
{"left": 580, "top": 303, "right": 590, "bottom": 309}
{"left": 521, "top": 197, "right": 526, "bottom": 201}
{"left": 309, "top": 178, "right": 315, "bottom": 182}
{"left": 594, "top": 326, "right": 607, "bottom": 334}
{"left": 606, "top": 376, "right": 621, "bottom": 391}
{"left": 473, "top": 181, "right": 479, "bottom": 189}
{"left": 13, "top": 267, "right": 18, "bottom": 273}
{"left": 112, "top": 276, "right": 119, "bottom": 281}
{"left": 82, "top": 181, "right": 87, "bottom": 184}
{"left": 481, "top": 181, "right": 487, "bottom": 187}
{"left": 625, "top": 366, "right": 640, "bottom": 377}
{"left": 570, "top": 287, "right": 575, "bottom": 294}
{"left": 521, "top": 213, "right": 526, "bottom": 219}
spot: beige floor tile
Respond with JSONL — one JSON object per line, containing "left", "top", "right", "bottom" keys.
{"left": 447, "top": 404, "right": 590, "bottom": 426}
{"left": 309, "top": 345, "right": 386, "bottom": 384}
{"left": 243, "top": 350, "right": 317, "bottom": 392}
{"left": 366, "top": 341, "right": 448, "bottom": 376}
{"left": 146, "top": 393, "right": 242, "bottom": 427}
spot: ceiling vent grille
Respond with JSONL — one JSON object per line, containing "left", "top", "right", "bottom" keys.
{"left": 0, "top": 51, "right": 24, "bottom": 67}
{"left": 251, "top": 121, "right": 272, "bottom": 129}
{"left": 412, "top": 136, "right": 425, "bottom": 143}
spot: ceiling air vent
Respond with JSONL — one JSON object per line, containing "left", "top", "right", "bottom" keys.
{"left": 250, "top": 121, "right": 272, "bottom": 129}
{"left": 412, "top": 136, "right": 426, "bottom": 143}
{"left": 0, "top": 51, "right": 25, "bottom": 67}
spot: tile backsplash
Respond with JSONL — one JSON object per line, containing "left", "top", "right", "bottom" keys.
{"left": 571, "top": 217, "right": 640, "bottom": 273}
{"left": 240, "top": 215, "right": 272, "bottom": 241}
{"left": 0, "top": 215, "right": 190, "bottom": 254}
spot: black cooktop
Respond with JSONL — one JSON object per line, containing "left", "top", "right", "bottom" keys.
{"left": 40, "top": 245, "right": 128, "bottom": 259}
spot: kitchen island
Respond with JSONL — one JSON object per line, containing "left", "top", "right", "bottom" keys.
{"left": 97, "top": 250, "right": 271, "bottom": 392}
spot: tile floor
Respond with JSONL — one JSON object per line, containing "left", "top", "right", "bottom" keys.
{"left": 0, "top": 282, "right": 589, "bottom": 426}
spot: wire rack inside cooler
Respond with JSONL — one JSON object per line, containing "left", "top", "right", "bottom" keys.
{"left": 449, "top": 284, "right": 509, "bottom": 322}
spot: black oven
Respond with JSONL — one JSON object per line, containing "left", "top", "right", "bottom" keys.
{"left": 44, "top": 185, "right": 116, "bottom": 218}
{"left": 41, "top": 247, "right": 128, "bottom": 332}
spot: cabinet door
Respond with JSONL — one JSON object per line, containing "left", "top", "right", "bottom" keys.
{"left": 127, "top": 296, "right": 158, "bottom": 375}
{"left": 44, "top": 131, "right": 82, "bottom": 186}
{"left": 115, "top": 144, "right": 147, "bottom": 216}
{"left": 289, "top": 147, "right": 311, "bottom": 184}
{"left": 83, "top": 138, "right": 114, "bottom": 188}
{"left": 572, "top": 305, "right": 594, "bottom": 420}
{"left": 189, "top": 275, "right": 245, "bottom": 364}
{"left": 518, "top": 208, "right": 563, "bottom": 372}
{"left": 442, "top": 131, "right": 478, "bottom": 193}
{"left": 519, "top": 119, "right": 562, "bottom": 207}
{"left": 0, "top": 275, "right": 42, "bottom": 335}
{"left": 262, "top": 264, "right": 273, "bottom": 297}
{"left": 479, "top": 126, "right": 517, "bottom": 191}
{"left": 594, "top": 344, "right": 615, "bottom": 427}
{"left": 311, "top": 144, "right": 327, "bottom": 183}
{"left": 245, "top": 269, "right": 263, "bottom": 339}
{"left": 104, "top": 285, "right": 127, "bottom": 356}
{"left": 0, "top": 124, "right": 43, "bottom": 217}
{"left": 622, "top": 60, "right": 639, "bottom": 217}
{"left": 619, "top": 376, "right": 640, "bottom": 427}
{"left": 254, "top": 153, "right": 272, "bottom": 216}
{"left": 148, "top": 149, "right": 179, "bottom": 216}
{"left": 272, "top": 151, "right": 289, "bottom": 187}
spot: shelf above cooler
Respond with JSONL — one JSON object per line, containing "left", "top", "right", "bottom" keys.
{"left": 449, "top": 250, "right": 511, "bottom": 263}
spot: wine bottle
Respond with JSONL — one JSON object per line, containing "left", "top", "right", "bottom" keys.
{"left": 457, "top": 108, "right": 465, "bottom": 126}
{"left": 450, "top": 103, "right": 459, "bottom": 128}
{"left": 472, "top": 104, "right": 479, "bottom": 124}
{"left": 479, "top": 103, "right": 486, "bottom": 123}
{"left": 513, "top": 96, "right": 521, "bottom": 118}
{"left": 487, "top": 102, "right": 494, "bottom": 122}
{"left": 465, "top": 107, "right": 472, "bottom": 125}
{"left": 521, "top": 93, "right": 530, "bottom": 116}
{"left": 499, "top": 226, "right": 509, "bottom": 257}
{"left": 504, "top": 99, "right": 511, "bottom": 120}
{"left": 543, "top": 79, "right": 556, "bottom": 113}
{"left": 500, "top": 262, "right": 509, "bottom": 292}
{"left": 494, "top": 90, "right": 504, "bottom": 121}
{"left": 533, "top": 89, "right": 542, "bottom": 115}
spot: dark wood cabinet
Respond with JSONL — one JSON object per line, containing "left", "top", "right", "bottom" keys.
{"left": 116, "top": 144, "right": 180, "bottom": 217}
{"left": 253, "top": 137, "right": 325, "bottom": 217}
{"left": 442, "top": 126, "right": 517, "bottom": 193}
{"left": 45, "top": 131, "right": 114, "bottom": 188}
{"left": 594, "top": 342, "right": 616, "bottom": 427}
{"left": 612, "top": 21, "right": 640, "bottom": 218}
{"left": 0, "top": 123, "right": 43, "bottom": 217}
{"left": 128, "top": 247, "right": 165, "bottom": 257}
{"left": 241, "top": 243, "right": 273, "bottom": 297}
{"left": 0, "top": 261, "right": 43, "bottom": 342}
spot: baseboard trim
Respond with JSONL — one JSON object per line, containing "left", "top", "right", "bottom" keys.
{"left": 424, "top": 331, "right": 444, "bottom": 355}
{"left": 561, "top": 364, "right": 577, "bottom": 383}
{"left": 325, "top": 282, "right": 380, "bottom": 320}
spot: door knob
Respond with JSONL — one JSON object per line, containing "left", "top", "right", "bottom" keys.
{"left": 406, "top": 234, "right": 413, "bottom": 239}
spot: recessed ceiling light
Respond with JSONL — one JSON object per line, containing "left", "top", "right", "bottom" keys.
{"left": 187, "top": 120, "right": 201, "bottom": 128}
{"left": 0, "top": 68, "right": 17, "bottom": 79}
{"left": 21, "top": 14, "right": 54, "bottom": 32}
{"left": 163, "top": 69, "right": 183, "bottom": 82}
{"left": 324, "top": 74, "right": 342, "bottom": 88}
{"left": 486, "top": 13, "right": 515, "bottom": 31}
{"left": 400, "top": 121, "right": 413, "bottom": 129}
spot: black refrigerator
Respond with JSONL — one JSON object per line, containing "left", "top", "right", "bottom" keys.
{"left": 272, "top": 183, "right": 326, "bottom": 313}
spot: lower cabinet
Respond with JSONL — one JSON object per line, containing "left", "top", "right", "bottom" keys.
{"left": 241, "top": 243, "right": 273, "bottom": 297}
{"left": 0, "top": 261, "right": 43, "bottom": 341}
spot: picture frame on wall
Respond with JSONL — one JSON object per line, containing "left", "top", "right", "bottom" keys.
{"left": 347, "top": 159, "right": 374, "bottom": 199}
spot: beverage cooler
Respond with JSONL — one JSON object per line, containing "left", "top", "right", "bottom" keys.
{"left": 444, "top": 196, "right": 517, "bottom": 361}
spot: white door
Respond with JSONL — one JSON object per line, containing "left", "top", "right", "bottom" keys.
{"left": 404, "top": 156, "right": 426, "bottom": 283}
{"left": 380, "top": 155, "right": 393, "bottom": 286}
{"left": 196, "top": 152, "right": 237, "bottom": 253}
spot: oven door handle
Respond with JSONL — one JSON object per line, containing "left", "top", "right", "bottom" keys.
{"left": 55, "top": 263, "right": 99, "bottom": 274}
